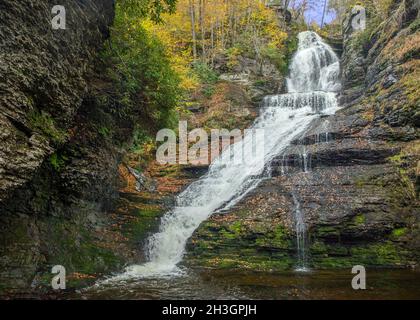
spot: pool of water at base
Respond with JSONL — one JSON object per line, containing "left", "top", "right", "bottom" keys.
{"left": 72, "top": 268, "right": 420, "bottom": 300}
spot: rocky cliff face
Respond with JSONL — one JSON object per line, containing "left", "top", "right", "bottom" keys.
{"left": 187, "top": 0, "right": 420, "bottom": 270}
{"left": 0, "top": 1, "right": 144, "bottom": 294}
{"left": 0, "top": 0, "right": 114, "bottom": 202}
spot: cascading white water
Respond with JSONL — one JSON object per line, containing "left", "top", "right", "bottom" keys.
{"left": 285, "top": 31, "right": 340, "bottom": 271}
{"left": 107, "top": 31, "right": 341, "bottom": 280}
{"left": 287, "top": 31, "right": 341, "bottom": 93}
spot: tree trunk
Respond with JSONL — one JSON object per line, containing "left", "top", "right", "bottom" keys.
{"left": 210, "top": 21, "right": 214, "bottom": 66}
{"left": 189, "top": 0, "right": 197, "bottom": 61}
{"left": 199, "top": 0, "right": 206, "bottom": 61}
{"left": 321, "top": 0, "right": 328, "bottom": 28}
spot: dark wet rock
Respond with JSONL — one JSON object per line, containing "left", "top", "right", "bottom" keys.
{"left": 324, "top": 36, "right": 344, "bottom": 58}
{"left": 181, "top": 165, "right": 210, "bottom": 178}
{"left": 0, "top": 0, "right": 114, "bottom": 203}
{"left": 186, "top": 102, "right": 205, "bottom": 113}
{"left": 0, "top": 0, "right": 122, "bottom": 295}
{"left": 214, "top": 53, "right": 285, "bottom": 105}
{"left": 383, "top": 74, "right": 398, "bottom": 89}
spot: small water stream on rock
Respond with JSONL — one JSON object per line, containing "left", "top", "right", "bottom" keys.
{"left": 261, "top": 31, "right": 341, "bottom": 272}
{"left": 95, "top": 31, "right": 341, "bottom": 286}
{"left": 292, "top": 193, "right": 308, "bottom": 271}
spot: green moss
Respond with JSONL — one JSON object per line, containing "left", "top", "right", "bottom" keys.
{"left": 255, "top": 225, "right": 291, "bottom": 249}
{"left": 43, "top": 217, "right": 124, "bottom": 279}
{"left": 217, "top": 259, "right": 238, "bottom": 269}
{"left": 71, "top": 244, "right": 122, "bottom": 275}
{"left": 0, "top": 220, "right": 31, "bottom": 247}
{"left": 192, "top": 232, "right": 412, "bottom": 272}
{"left": 195, "top": 253, "right": 295, "bottom": 271}
{"left": 272, "top": 225, "right": 289, "bottom": 246}
{"left": 188, "top": 221, "right": 296, "bottom": 271}
{"left": 310, "top": 241, "right": 328, "bottom": 254}
{"left": 274, "top": 225, "right": 286, "bottom": 237}
{"left": 316, "top": 226, "right": 340, "bottom": 238}
{"left": 241, "top": 258, "right": 294, "bottom": 271}
{"left": 312, "top": 257, "right": 347, "bottom": 268}
{"left": 253, "top": 80, "right": 268, "bottom": 87}
{"left": 403, "top": 74, "right": 420, "bottom": 105}
{"left": 194, "top": 240, "right": 214, "bottom": 251}
{"left": 219, "top": 221, "right": 245, "bottom": 240}
{"left": 388, "top": 152, "right": 416, "bottom": 199}
{"left": 28, "top": 111, "right": 67, "bottom": 144}
{"left": 408, "top": 18, "right": 420, "bottom": 32}
{"left": 49, "top": 153, "right": 68, "bottom": 171}
{"left": 123, "top": 207, "right": 162, "bottom": 245}
{"left": 350, "top": 241, "right": 404, "bottom": 265}
{"left": 310, "top": 242, "right": 351, "bottom": 268}
{"left": 310, "top": 240, "right": 410, "bottom": 269}
{"left": 353, "top": 214, "right": 366, "bottom": 225}
{"left": 229, "top": 221, "right": 243, "bottom": 234}
{"left": 25, "top": 204, "right": 166, "bottom": 291}
{"left": 354, "top": 178, "right": 366, "bottom": 188}
{"left": 388, "top": 153, "right": 404, "bottom": 164}
{"left": 220, "top": 229, "right": 236, "bottom": 240}
{"left": 98, "top": 126, "right": 111, "bottom": 138}
{"left": 392, "top": 227, "right": 407, "bottom": 237}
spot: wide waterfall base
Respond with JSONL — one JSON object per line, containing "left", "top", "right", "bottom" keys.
{"left": 294, "top": 266, "right": 312, "bottom": 273}
{"left": 94, "top": 262, "right": 187, "bottom": 287}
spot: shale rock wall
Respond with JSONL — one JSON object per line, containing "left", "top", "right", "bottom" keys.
{"left": 0, "top": 0, "right": 114, "bottom": 202}
{"left": 0, "top": 0, "right": 134, "bottom": 295}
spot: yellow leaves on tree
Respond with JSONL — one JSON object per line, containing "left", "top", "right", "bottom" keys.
{"left": 141, "top": 0, "right": 289, "bottom": 93}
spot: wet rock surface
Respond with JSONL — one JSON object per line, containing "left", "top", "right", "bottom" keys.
{"left": 0, "top": 0, "right": 118, "bottom": 294}
{"left": 0, "top": 0, "right": 114, "bottom": 202}
{"left": 214, "top": 53, "right": 286, "bottom": 105}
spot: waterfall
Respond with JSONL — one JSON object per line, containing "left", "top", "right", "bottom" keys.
{"left": 287, "top": 32, "right": 341, "bottom": 93}
{"left": 110, "top": 31, "right": 341, "bottom": 280}
{"left": 292, "top": 193, "right": 308, "bottom": 271}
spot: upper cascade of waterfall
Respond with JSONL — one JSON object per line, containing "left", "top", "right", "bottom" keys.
{"left": 287, "top": 31, "right": 341, "bottom": 93}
